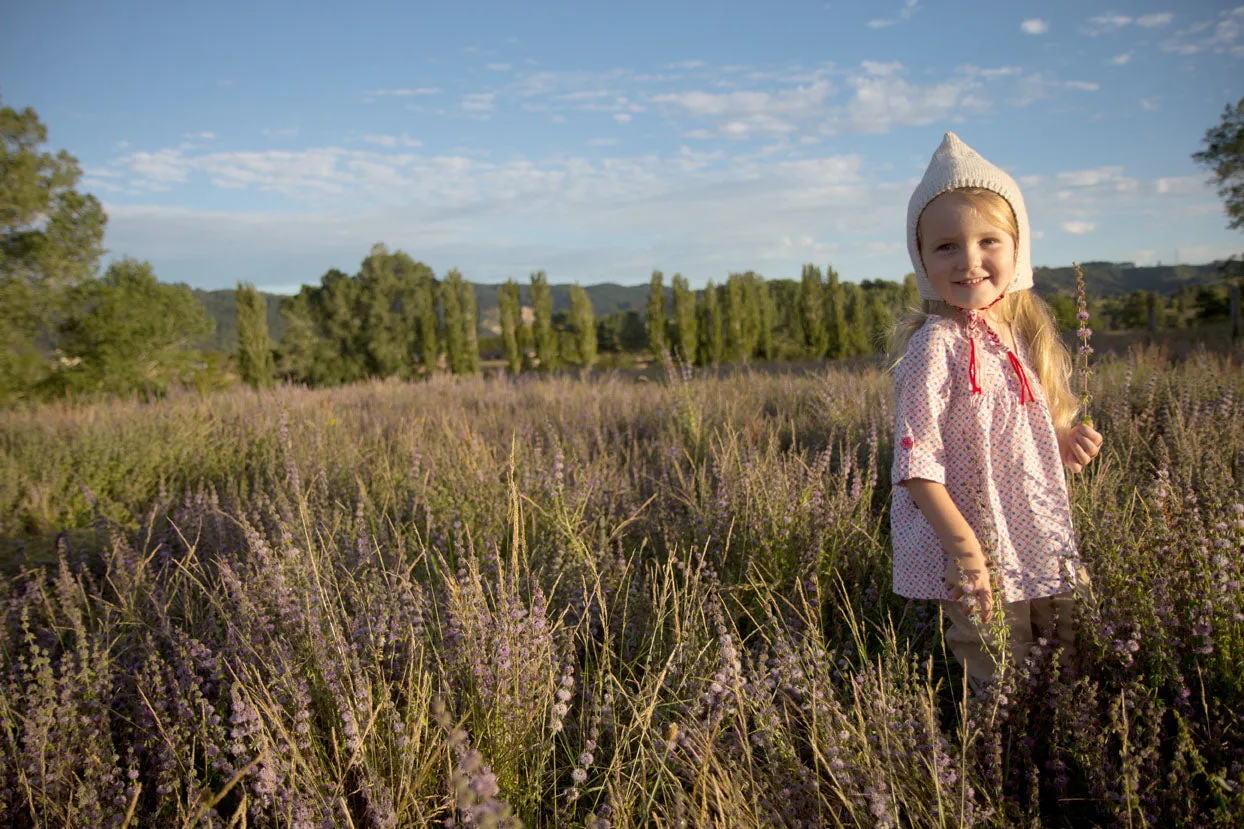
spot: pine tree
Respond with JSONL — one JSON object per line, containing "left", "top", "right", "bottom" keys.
{"left": 671, "top": 273, "right": 698, "bottom": 365}
{"left": 530, "top": 270, "right": 557, "bottom": 369}
{"left": 799, "top": 264, "right": 829, "bottom": 357}
{"left": 498, "top": 279, "right": 522, "bottom": 374}
{"left": 460, "top": 274, "right": 480, "bottom": 374}
{"left": 442, "top": 270, "right": 466, "bottom": 374}
{"left": 570, "top": 283, "right": 597, "bottom": 369}
{"left": 236, "top": 281, "right": 274, "bottom": 389}
{"left": 647, "top": 270, "right": 667, "bottom": 358}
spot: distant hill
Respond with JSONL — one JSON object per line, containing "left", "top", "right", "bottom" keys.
{"left": 1031, "top": 260, "right": 1231, "bottom": 297}
{"left": 190, "top": 262, "right": 1234, "bottom": 352}
{"left": 190, "top": 288, "right": 287, "bottom": 353}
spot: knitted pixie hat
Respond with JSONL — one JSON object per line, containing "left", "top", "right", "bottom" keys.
{"left": 906, "top": 132, "right": 1033, "bottom": 301}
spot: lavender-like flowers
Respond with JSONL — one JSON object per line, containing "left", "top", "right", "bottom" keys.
{"left": 1074, "top": 262, "right": 1094, "bottom": 425}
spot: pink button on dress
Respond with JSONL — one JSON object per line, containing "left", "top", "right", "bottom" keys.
{"left": 890, "top": 314, "right": 1079, "bottom": 603}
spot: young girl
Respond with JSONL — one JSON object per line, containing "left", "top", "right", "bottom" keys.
{"left": 890, "top": 132, "right": 1103, "bottom": 688}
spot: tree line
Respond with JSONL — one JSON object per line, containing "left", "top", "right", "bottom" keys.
{"left": 227, "top": 254, "right": 921, "bottom": 389}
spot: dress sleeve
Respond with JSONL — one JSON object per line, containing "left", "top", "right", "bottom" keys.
{"left": 892, "top": 324, "right": 953, "bottom": 487}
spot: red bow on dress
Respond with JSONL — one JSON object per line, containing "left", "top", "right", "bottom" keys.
{"left": 956, "top": 295, "right": 1033, "bottom": 406}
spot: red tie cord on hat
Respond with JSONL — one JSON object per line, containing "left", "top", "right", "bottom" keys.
{"left": 955, "top": 294, "right": 1032, "bottom": 405}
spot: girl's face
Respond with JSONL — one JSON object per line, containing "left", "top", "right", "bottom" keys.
{"left": 917, "top": 191, "right": 1017, "bottom": 311}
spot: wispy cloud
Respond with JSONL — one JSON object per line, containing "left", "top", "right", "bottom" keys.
{"left": 1160, "top": 6, "right": 1244, "bottom": 56}
{"left": 370, "top": 87, "right": 441, "bottom": 97}
{"left": 260, "top": 127, "right": 300, "bottom": 139}
{"left": 1136, "top": 13, "right": 1174, "bottom": 28}
{"left": 866, "top": 0, "right": 919, "bottom": 29}
{"left": 1082, "top": 13, "right": 1134, "bottom": 36}
{"left": 462, "top": 92, "right": 496, "bottom": 113}
{"left": 1065, "top": 81, "right": 1100, "bottom": 91}
{"left": 183, "top": 131, "right": 216, "bottom": 140}
{"left": 486, "top": 63, "right": 512, "bottom": 71}
{"left": 1021, "top": 19, "right": 1049, "bottom": 35}
{"left": 1108, "top": 52, "right": 1133, "bottom": 65}
{"left": 1062, "top": 221, "right": 1096, "bottom": 234}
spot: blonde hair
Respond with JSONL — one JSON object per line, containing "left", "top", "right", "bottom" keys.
{"left": 893, "top": 187, "right": 1078, "bottom": 430}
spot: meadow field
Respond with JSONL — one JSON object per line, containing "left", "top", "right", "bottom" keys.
{"left": 1, "top": 343, "right": 1242, "bottom": 827}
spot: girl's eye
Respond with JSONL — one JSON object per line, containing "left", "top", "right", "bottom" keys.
{"left": 936, "top": 243, "right": 955, "bottom": 252}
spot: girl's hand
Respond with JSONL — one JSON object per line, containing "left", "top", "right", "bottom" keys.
{"left": 946, "top": 550, "right": 994, "bottom": 623}
{"left": 1059, "top": 423, "right": 1103, "bottom": 473}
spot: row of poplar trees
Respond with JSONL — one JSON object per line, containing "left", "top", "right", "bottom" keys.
{"left": 646, "top": 266, "right": 921, "bottom": 366}
{"left": 234, "top": 241, "right": 922, "bottom": 389}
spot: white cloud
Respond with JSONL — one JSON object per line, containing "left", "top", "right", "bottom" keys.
{"left": 371, "top": 87, "right": 441, "bottom": 97}
{"left": 1062, "top": 221, "right": 1096, "bottom": 234}
{"left": 1021, "top": 19, "right": 1049, "bottom": 35}
{"left": 663, "top": 59, "right": 706, "bottom": 69}
{"left": 462, "top": 93, "right": 496, "bottom": 112}
{"left": 1065, "top": 81, "right": 1100, "bottom": 91}
{"left": 1140, "top": 98, "right": 1160, "bottom": 111}
{"left": 183, "top": 131, "right": 216, "bottom": 140}
{"left": 1082, "top": 13, "right": 1133, "bottom": 36}
{"left": 867, "top": 0, "right": 920, "bottom": 29}
{"left": 585, "top": 138, "right": 619, "bottom": 147}
{"left": 832, "top": 66, "right": 986, "bottom": 135}
{"left": 486, "top": 63, "right": 512, "bottom": 71}
{"left": 1136, "top": 13, "right": 1173, "bottom": 28}
{"left": 613, "top": 113, "right": 632, "bottom": 123}
{"left": 1109, "top": 53, "right": 1133, "bottom": 65}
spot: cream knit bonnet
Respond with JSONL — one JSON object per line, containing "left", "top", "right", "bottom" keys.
{"left": 906, "top": 132, "right": 1033, "bottom": 302}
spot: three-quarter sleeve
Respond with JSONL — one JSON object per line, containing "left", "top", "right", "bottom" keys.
{"left": 892, "top": 324, "right": 953, "bottom": 487}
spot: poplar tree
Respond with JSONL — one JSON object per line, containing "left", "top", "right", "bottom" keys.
{"left": 698, "top": 279, "right": 724, "bottom": 365}
{"left": 530, "top": 270, "right": 557, "bottom": 369}
{"left": 417, "top": 270, "right": 440, "bottom": 373}
{"left": 236, "top": 281, "right": 274, "bottom": 388}
{"left": 841, "top": 282, "right": 870, "bottom": 357}
{"left": 756, "top": 277, "right": 775, "bottom": 360}
{"left": 798, "top": 264, "right": 829, "bottom": 357}
{"left": 647, "top": 270, "right": 667, "bottom": 358}
{"left": 498, "top": 279, "right": 522, "bottom": 374}
{"left": 824, "top": 267, "right": 846, "bottom": 359}
{"left": 441, "top": 270, "right": 466, "bottom": 374}
{"left": 723, "top": 273, "right": 748, "bottom": 363}
{"left": 671, "top": 273, "right": 698, "bottom": 364}
{"left": 570, "top": 283, "right": 597, "bottom": 369}
{"left": 460, "top": 273, "right": 480, "bottom": 374}
{"left": 902, "top": 272, "right": 921, "bottom": 312}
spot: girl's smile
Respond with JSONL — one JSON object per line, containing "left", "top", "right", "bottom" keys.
{"left": 917, "top": 191, "right": 1017, "bottom": 312}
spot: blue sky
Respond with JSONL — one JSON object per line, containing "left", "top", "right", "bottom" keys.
{"left": 3, "top": 0, "right": 1242, "bottom": 292}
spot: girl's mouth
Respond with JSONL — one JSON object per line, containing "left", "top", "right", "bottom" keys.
{"left": 957, "top": 276, "right": 988, "bottom": 286}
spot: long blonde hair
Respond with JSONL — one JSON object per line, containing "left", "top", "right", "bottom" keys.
{"left": 893, "top": 187, "right": 1078, "bottom": 430}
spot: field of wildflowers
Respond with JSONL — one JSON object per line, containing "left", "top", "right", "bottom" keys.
{"left": 1, "top": 343, "right": 1242, "bottom": 827}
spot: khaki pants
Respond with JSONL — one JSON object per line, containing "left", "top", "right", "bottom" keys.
{"left": 941, "top": 588, "right": 1080, "bottom": 690}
